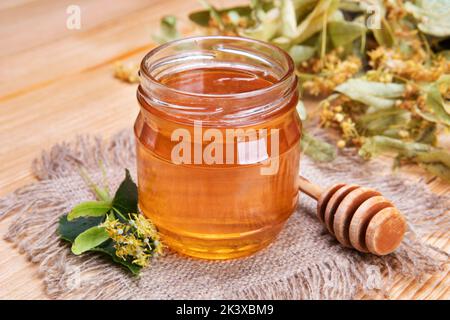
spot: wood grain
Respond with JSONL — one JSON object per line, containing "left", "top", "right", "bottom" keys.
{"left": 0, "top": 0, "right": 448, "bottom": 300}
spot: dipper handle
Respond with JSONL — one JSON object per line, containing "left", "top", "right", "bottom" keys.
{"left": 298, "top": 175, "right": 406, "bottom": 256}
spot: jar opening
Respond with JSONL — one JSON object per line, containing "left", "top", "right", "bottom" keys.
{"left": 140, "top": 36, "right": 295, "bottom": 98}
{"left": 138, "top": 36, "right": 297, "bottom": 125}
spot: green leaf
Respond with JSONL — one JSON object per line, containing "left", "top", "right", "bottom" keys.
{"left": 67, "top": 200, "right": 112, "bottom": 221}
{"left": 301, "top": 132, "right": 337, "bottom": 162}
{"left": 328, "top": 20, "right": 366, "bottom": 48}
{"left": 289, "top": 45, "right": 316, "bottom": 64}
{"left": 404, "top": 0, "right": 450, "bottom": 38}
{"left": 59, "top": 214, "right": 104, "bottom": 242}
{"left": 71, "top": 226, "right": 109, "bottom": 255}
{"left": 335, "top": 79, "right": 405, "bottom": 110}
{"left": 112, "top": 169, "right": 138, "bottom": 216}
{"left": 152, "top": 15, "right": 180, "bottom": 44}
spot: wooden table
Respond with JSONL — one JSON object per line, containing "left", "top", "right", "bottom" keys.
{"left": 0, "top": 0, "right": 448, "bottom": 300}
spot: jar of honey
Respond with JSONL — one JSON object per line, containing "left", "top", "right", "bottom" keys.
{"left": 135, "top": 36, "right": 301, "bottom": 259}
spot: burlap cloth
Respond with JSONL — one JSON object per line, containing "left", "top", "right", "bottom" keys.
{"left": 0, "top": 130, "right": 448, "bottom": 299}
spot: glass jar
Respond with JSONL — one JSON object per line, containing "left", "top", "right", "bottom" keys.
{"left": 135, "top": 36, "right": 301, "bottom": 259}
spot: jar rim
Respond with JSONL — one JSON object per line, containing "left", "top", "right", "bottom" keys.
{"left": 139, "top": 35, "right": 295, "bottom": 99}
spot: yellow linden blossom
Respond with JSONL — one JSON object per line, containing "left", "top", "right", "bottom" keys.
{"left": 102, "top": 214, "right": 164, "bottom": 268}
{"left": 340, "top": 118, "right": 359, "bottom": 143}
{"left": 301, "top": 49, "right": 362, "bottom": 96}
{"left": 368, "top": 46, "right": 450, "bottom": 83}
{"left": 114, "top": 61, "right": 140, "bottom": 83}
{"left": 131, "top": 213, "right": 159, "bottom": 239}
{"left": 365, "top": 70, "right": 394, "bottom": 83}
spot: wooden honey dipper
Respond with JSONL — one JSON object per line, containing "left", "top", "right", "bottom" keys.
{"left": 298, "top": 176, "right": 407, "bottom": 256}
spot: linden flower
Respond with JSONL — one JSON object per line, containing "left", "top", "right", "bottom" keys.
{"left": 114, "top": 61, "right": 139, "bottom": 83}
{"left": 102, "top": 214, "right": 164, "bottom": 268}
{"left": 300, "top": 50, "right": 362, "bottom": 96}
{"left": 340, "top": 118, "right": 359, "bottom": 142}
{"left": 368, "top": 46, "right": 450, "bottom": 83}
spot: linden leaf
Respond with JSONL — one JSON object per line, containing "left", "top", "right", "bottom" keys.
{"left": 111, "top": 169, "right": 138, "bottom": 217}
{"left": 67, "top": 200, "right": 112, "bottom": 221}
{"left": 59, "top": 215, "right": 104, "bottom": 242}
{"left": 71, "top": 226, "right": 109, "bottom": 255}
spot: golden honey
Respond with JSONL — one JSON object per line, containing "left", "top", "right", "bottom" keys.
{"left": 135, "top": 36, "right": 301, "bottom": 259}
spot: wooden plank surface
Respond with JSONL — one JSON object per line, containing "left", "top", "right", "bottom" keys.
{"left": 0, "top": 0, "right": 448, "bottom": 300}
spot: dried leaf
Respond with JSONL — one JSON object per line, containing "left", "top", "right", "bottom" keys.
{"left": 301, "top": 132, "right": 337, "bottom": 162}
{"left": 357, "top": 108, "right": 410, "bottom": 136}
{"left": 335, "top": 79, "right": 405, "bottom": 110}
{"left": 359, "top": 136, "right": 450, "bottom": 181}
{"left": 405, "top": 0, "right": 450, "bottom": 38}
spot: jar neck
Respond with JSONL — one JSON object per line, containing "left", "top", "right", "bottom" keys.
{"left": 137, "top": 36, "right": 297, "bottom": 127}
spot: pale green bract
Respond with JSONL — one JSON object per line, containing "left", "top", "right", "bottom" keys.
{"left": 292, "top": 0, "right": 340, "bottom": 44}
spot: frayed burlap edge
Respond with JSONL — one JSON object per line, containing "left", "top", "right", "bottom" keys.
{"left": 0, "top": 130, "right": 448, "bottom": 299}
